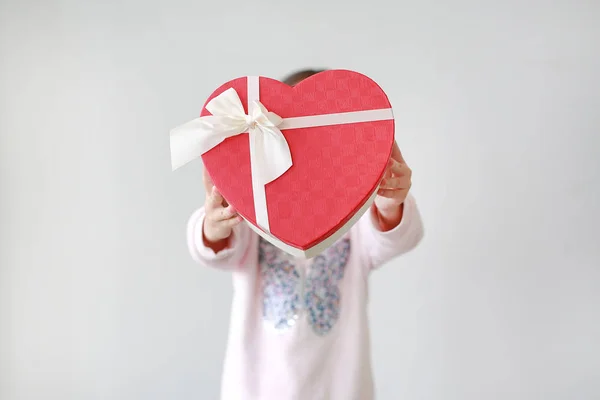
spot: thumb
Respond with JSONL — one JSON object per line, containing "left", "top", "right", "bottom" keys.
{"left": 391, "top": 141, "right": 406, "bottom": 164}
{"left": 203, "top": 168, "right": 215, "bottom": 193}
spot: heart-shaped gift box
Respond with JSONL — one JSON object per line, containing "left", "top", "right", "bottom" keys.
{"left": 170, "top": 70, "right": 395, "bottom": 258}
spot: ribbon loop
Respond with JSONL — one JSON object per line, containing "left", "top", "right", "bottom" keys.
{"left": 170, "top": 88, "right": 293, "bottom": 187}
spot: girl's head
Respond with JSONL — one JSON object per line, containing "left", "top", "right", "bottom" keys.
{"left": 282, "top": 68, "right": 326, "bottom": 86}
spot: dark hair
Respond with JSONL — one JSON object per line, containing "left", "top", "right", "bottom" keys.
{"left": 282, "top": 68, "right": 327, "bottom": 86}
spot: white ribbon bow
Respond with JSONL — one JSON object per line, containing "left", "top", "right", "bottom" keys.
{"left": 170, "top": 87, "right": 293, "bottom": 232}
{"left": 170, "top": 88, "right": 293, "bottom": 186}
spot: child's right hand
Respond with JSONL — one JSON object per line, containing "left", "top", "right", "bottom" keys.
{"left": 202, "top": 170, "right": 242, "bottom": 246}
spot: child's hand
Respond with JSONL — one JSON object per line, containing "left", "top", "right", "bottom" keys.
{"left": 202, "top": 171, "right": 242, "bottom": 246}
{"left": 374, "top": 142, "right": 412, "bottom": 230}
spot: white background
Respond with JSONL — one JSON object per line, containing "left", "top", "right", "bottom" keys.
{"left": 1, "top": 0, "right": 599, "bottom": 399}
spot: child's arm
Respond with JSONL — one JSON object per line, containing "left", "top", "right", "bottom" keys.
{"left": 187, "top": 206, "right": 253, "bottom": 270}
{"left": 356, "top": 142, "right": 424, "bottom": 268}
{"left": 187, "top": 183, "right": 253, "bottom": 270}
{"left": 357, "top": 194, "right": 424, "bottom": 269}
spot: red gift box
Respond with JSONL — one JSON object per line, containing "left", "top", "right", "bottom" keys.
{"left": 170, "top": 70, "right": 395, "bottom": 258}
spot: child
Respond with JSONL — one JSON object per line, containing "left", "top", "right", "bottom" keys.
{"left": 187, "top": 69, "right": 424, "bottom": 400}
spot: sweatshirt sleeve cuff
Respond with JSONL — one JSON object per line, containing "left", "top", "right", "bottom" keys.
{"left": 369, "top": 194, "right": 417, "bottom": 240}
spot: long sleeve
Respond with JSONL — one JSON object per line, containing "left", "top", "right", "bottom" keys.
{"left": 355, "top": 194, "right": 424, "bottom": 269}
{"left": 186, "top": 207, "right": 254, "bottom": 270}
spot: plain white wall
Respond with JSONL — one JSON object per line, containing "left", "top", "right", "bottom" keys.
{"left": 1, "top": 0, "right": 599, "bottom": 399}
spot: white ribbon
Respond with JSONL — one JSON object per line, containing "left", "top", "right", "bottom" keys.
{"left": 170, "top": 87, "right": 292, "bottom": 181}
{"left": 170, "top": 76, "right": 394, "bottom": 233}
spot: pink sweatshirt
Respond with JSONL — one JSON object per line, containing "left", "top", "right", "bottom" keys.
{"left": 187, "top": 194, "right": 424, "bottom": 400}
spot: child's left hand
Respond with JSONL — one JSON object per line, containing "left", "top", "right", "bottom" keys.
{"left": 374, "top": 142, "right": 412, "bottom": 229}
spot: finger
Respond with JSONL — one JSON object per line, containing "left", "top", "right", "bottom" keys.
{"left": 202, "top": 168, "right": 214, "bottom": 188}
{"left": 214, "top": 205, "right": 238, "bottom": 221}
{"left": 383, "top": 159, "right": 393, "bottom": 179}
{"left": 206, "top": 186, "right": 225, "bottom": 209}
{"left": 377, "top": 188, "right": 403, "bottom": 199}
{"left": 390, "top": 160, "right": 411, "bottom": 177}
{"left": 222, "top": 215, "right": 243, "bottom": 229}
{"left": 202, "top": 169, "right": 216, "bottom": 197}
{"left": 380, "top": 176, "right": 411, "bottom": 190}
{"left": 391, "top": 141, "right": 406, "bottom": 164}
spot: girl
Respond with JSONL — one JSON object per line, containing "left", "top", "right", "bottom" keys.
{"left": 187, "top": 69, "right": 424, "bottom": 400}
